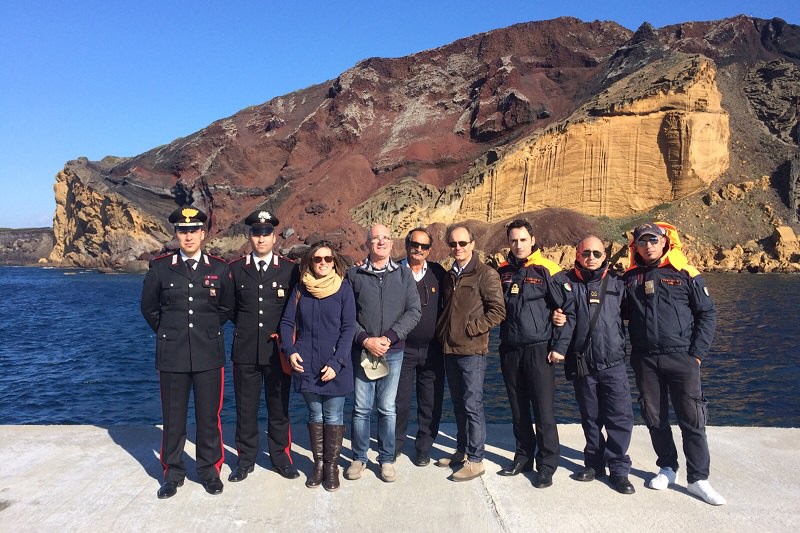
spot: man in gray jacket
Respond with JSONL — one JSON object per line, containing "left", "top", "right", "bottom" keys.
{"left": 345, "top": 224, "right": 421, "bottom": 483}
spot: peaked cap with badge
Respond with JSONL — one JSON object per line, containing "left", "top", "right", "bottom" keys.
{"left": 245, "top": 210, "right": 279, "bottom": 236}
{"left": 169, "top": 206, "right": 208, "bottom": 229}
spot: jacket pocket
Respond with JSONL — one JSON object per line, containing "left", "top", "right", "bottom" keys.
{"left": 156, "top": 328, "right": 178, "bottom": 364}
{"left": 207, "top": 328, "right": 225, "bottom": 356}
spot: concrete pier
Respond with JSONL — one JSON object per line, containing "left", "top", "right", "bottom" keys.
{"left": 1, "top": 424, "right": 798, "bottom": 532}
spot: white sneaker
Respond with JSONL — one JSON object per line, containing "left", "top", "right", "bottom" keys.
{"left": 648, "top": 467, "right": 678, "bottom": 490}
{"left": 687, "top": 479, "right": 726, "bottom": 505}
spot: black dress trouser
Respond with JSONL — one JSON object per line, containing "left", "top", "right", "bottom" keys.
{"left": 159, "top": 368, "right": 224, "bottom": 482}
{"left": 395, "top": 343, "right": 445, "bottom": 454}
{"left": 500, "top": 342, "right": 560, "bottom": 473}
{"left": 233, "top": 357, "right": 293, "bottom": 469}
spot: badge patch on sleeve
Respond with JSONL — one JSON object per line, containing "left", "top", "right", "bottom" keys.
{"left": 563, "top": 282, "right": 572, "bottom": 292}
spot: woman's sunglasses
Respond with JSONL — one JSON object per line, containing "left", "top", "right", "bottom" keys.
{"left": 312, "top": 256, "right": 334, "bottom": 264}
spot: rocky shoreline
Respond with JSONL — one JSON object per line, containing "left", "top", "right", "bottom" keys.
{"left": 4, "top": 225, "right": 798, "bottom": 274}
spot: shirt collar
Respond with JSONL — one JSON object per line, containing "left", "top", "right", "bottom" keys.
{"left": 252, "top": 251, "right": 274, "bottom": 266}
{"left": 401, "top": 258, "right": 427, "bottom": 282}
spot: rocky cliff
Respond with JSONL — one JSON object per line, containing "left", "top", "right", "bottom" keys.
{"left": 47, "top": 16, "right": 800, "bottom": 271}
{"left": 0, "top": 228, "right": 53, "bottom": 265}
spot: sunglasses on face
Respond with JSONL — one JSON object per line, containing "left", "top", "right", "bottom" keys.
{"left": 581, "top": 250, "right": 604, "bottom": 259}
{"left": 408, "top": 241, "right": 431, "bottom": 251}
{"left": 448, "top": 240, "right": 472, "bottom": 248}
{"left": 636, "top": 236, "right": 661, "bottom": 246}
{"left": 312, "top": 256, "right": 334, "bottom": 264}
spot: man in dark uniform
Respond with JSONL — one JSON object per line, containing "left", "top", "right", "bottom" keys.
{"left": 496, "top": 219, "right": 574, "bottom": 489}
{"left": 557, "top": 235, "right": 635, "bottom": 494}
{"left": 624, "top": 222, "right": 725, "bottom": 505}
{"left": 141, "top": 206, "right": 234, "bottom": 499}
{"left": 395, "top": 227, "right": 446, "bottom": 467}
{"left": 227, "top": 210, "right": 300, "bottom": 481}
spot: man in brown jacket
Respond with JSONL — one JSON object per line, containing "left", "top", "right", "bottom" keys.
{"left": 435, "top": 223, "right": 506, "bottom": 481}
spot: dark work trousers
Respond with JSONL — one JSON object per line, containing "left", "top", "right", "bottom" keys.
{"left": 500, "top": 342, "right": 560, "bottom": 474}
{"left": 630, "top": 351, "right": 710, "bottom": 483}
{"left": 159, "top": 368, "right": 224, "bottom": 482}
{"left": 444, "top": 354, "right": 487, "bottom": 463}
{"left": 395, "top": 343, "right": 445, "bottom": 454}
{"left": 573, "top": 363, "right": 634, "bottom": 477}
{"left": 233, "top": 361, "right": 293, "bottom": 469}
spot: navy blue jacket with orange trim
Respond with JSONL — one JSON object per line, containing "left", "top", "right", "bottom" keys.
{"left": 497, "top": 248, "right": 575, "bottom": 354}
{"left": 564, "top": 264, "right": 626, "bottom": 379}
{"left": 623, "top": 223, "right": 717, "bottom": 360}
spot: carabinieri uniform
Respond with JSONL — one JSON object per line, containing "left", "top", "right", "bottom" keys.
{"left": 140, "top": 250, "right": 233, "bottom": 485}
{"left": 228, "top": 252, "right": 299, "bottom": 472}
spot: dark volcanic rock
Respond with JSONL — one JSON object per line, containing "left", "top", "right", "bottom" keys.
{"left": 48, "top": 16, "right": 800, "bottom": 270}
{"left": 0, "top": 228, "right": 54, "bottom": 265}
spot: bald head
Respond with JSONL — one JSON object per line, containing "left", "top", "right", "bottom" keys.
{"left": 367, "top": 224, "right": 393, "bottom": 264}
{"left": 576, "top": 235, "right": 606, "bottom": 271}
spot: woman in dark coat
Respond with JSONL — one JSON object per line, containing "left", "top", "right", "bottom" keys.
{"left": 280, "top": 240, "right": 356, "bottom": 491}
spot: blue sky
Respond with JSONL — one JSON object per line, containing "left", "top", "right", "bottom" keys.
{"left": 1, "top": 1, "right": 797, "bottom": 228}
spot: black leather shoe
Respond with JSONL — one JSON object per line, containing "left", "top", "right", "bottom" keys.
{"left": 228, "top": 464, "right": 255, "bottom": 482}
{"left": 157, "top": 479, "right": 184, "bottom": 499}
{"left": 201, "top": 477, "right": 224, "bottom": 495}
{"left": 610, "top": 475, "right": 636, "bottom": 495}
{"left": 575, "top": 467, "right": 598, "bottom": 482}
{"left": 273, "top": 463, "right": 300, "bottom": 479}
{"left": 413, "top": 450, "right": 430, "bottom": 467}
{"left": 534, "top": 470, "right": 553, "bottom": 488}
{"left": 499, "top": 459, "right": 534, "bottom": 476}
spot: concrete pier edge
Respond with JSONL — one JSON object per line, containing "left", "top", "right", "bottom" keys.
{"left": 1, "top": 423, "right": 798, "bottom": 532}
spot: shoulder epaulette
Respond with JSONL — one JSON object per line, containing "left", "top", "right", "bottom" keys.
{"left": 229, "top": 255, "right": 247, "bottom": 265}
{"left": 524, "top": 251, "right": 562, "bottom": 276}
{"left": 205, "top": 254, "right": 227, "bottom": 264}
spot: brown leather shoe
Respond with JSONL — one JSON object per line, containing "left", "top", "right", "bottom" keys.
{"left": 450, "top": 460, "right": 485, "bottom": 482}
{"left": 435, "top": 450, "right": 466, "bottom": 468}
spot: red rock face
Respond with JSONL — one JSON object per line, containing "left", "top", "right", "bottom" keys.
{"left": 53, "top": 16, "right": 800, "bottom": 265}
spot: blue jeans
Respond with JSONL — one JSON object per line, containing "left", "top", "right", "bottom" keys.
{"left": 444, "top": 354, "right": 487, "bottom": 462}
{"left": 351, "top": 348, "right": 403, "bottom": 464}
{"left": 302, "top": 392, "right": 346, "bottom": 425}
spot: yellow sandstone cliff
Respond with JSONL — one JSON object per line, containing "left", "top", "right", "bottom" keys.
{"left": 436, "top": 54, "right": 730, "bottom": 222}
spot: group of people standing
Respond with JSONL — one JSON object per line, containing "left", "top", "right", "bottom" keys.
{"left": 141, "top": 206, "right": 725, "bottom": 506}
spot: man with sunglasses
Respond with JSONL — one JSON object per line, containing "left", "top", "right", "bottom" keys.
{"left": 495, "top": 219, "right": 574, "bottom": 489}
{"left": 141, "top": 206, "right": 234, "bottom": 499}
{"left": 228, "top": 210, "right": 301, "bottom": 483}
{"left": 558, "top": 235, "right": 635, "bottom": 494}
{"left": 346, "top": 224, "right": 421, "bottom": 483}
{"left": 435, "top": 223, "right": 505, "bottom": 481}
{"left": 623, "top": 222, "right": 724, "bottom": 505}
{"left": 395, "top": 228, "right": 447, "bottom": 467}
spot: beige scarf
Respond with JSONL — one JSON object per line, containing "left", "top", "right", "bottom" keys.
{"left": 302, "top": 270, "right": 343, "bottom": 299}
